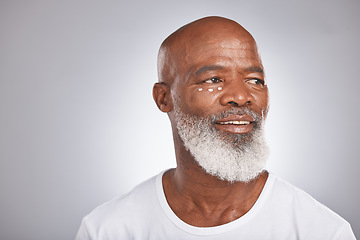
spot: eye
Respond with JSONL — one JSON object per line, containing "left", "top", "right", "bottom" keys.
{"left": 246, "top": 78, "right": 265, "bottom": 85}
{"left": 204, "top": 77, "right": 222, "bottom": 84}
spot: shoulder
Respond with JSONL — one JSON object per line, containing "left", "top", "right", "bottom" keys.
{"left": 269, "top": 174, "right": 340, "bottom": 219}
{"left": 266, "top": 173, "right": 355, "bottom": 238}
{"left": 88, "top": 173, "right": 158, "bottom": 220}
{"left": 270, "top": 175, "right": 333, "bottom": 212}
{"left": 77, "top": 172, "right": 163, "bottom": 239}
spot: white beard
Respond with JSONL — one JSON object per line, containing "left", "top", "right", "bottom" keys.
{"left": 174, "top": 107, "right": 269, "bottom": 183}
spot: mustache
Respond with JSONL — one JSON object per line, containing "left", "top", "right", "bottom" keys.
{"left": 209, "top": 107, "right": 263, "bottom": 123}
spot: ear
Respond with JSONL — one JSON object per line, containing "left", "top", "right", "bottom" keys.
{"left": 153, "top": 82, "right": 173, "bottom": 112}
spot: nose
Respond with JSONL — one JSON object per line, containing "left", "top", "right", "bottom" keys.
{"left": 219, "top": 80, "right": 254, "bottom": 107}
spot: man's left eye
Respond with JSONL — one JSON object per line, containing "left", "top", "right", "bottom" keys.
{"left": 247, "top": 78, "right": 265, "bottom": 85}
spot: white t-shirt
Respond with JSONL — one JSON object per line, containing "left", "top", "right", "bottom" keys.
{"left": 75, "top": 171, "right": 356, "bottom": 239}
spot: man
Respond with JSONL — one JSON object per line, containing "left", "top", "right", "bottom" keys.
{"left": 75, "top": 16, "right": 356, "bottom": 239}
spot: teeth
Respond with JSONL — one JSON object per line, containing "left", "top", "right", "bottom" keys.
{"left": 218, "top": 121, "right": 250, "bottom": 125}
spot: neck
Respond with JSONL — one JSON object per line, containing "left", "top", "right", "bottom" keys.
{"left": 163, "top": 136, "right": 268, "bottom": 227}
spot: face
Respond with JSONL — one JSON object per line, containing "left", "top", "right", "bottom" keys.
{"left": 170, "top": 33, "right": 269, "bottom": 134}
{"left": 165, "top": 28, "right": 270, "bottom": 182}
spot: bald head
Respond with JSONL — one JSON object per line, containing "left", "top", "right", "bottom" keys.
{"left": 153, "top": 16, "right": 266, "bottom": 116}
{"left": 157, "top": 16, "right": 260, "bottom": 86}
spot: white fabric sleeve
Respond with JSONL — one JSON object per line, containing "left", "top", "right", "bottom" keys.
{"left": 333, "top": 222, "right": 357, "bottom": 240}
{"left": 74, "top": 218, "right": 92, "bottom": 240}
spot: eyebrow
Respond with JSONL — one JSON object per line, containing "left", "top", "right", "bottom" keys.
{"left": 244, "top": 66, "right": 264, "bottom": 74}
{"left": 195, "top": 65, "right": 224, "bottom": 75}
{"left": 194, "top": 65, "right": 264, "bottom": 75}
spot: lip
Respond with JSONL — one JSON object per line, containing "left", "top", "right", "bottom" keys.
{"left": 214, "top": 114, "right": 254, "bottom": 134}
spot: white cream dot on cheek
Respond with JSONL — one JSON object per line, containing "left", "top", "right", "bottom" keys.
{"left": 208, "top": 88, "right": 214, "bottom": 92}
{"left": 217, "top": 87, "right": 222, "bottom": 91}
{"left": 198, "top": 88, "right": 203, "bottom": 92}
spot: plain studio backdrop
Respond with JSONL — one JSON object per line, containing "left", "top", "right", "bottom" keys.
{"left": 0, "top": 0, "right": 359, "bottom": 239}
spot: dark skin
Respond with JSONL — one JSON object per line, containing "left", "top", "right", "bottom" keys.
{"left": 153, "top": 17, "right": 269, "bottom": 227}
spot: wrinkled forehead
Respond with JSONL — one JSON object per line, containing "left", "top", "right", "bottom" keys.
{"left": 157, "top": 17, "right": 262, "bottom": 85}
{"left": 174, "top": 24, "right": 256, "bottom": 54}
{"left": 184, "top": 36, "right": 259, "bottom": 61}
{"left": 173, "top": 33, "right": 262, "bottom": 79}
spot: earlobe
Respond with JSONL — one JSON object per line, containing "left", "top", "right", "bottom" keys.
{"left": 153, "top": 82, "right": 173, "bottom": 112}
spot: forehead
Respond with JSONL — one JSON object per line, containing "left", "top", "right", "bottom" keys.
{"left": 179, "top": 35, "right": 262, "bottom": 77}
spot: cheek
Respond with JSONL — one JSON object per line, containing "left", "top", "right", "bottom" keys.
{"left": 253, "top": 90, "right": 269, "bottom": 109}
{"left": 187, "top": 87, "right": 223, "bottom": 113}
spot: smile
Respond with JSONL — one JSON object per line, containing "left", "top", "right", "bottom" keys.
{"left": 217, "top": 121, "right": 251, "bottom": 125}
{"left": 214, "top": 114, "right": 254, "bottom": 134}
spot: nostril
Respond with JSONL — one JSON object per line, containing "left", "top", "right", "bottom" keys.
{"left": 228, "top": 101, "right": 239, "bottom": 106}
{"left": 227, "top": 100, "right": 251, "bottom": 107}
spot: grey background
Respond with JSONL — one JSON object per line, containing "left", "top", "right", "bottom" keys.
{"left": 0, "top": 0, "right": 359, "bottom": 239}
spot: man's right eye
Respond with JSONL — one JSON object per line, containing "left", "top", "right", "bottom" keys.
{"left": 204, "top": 77, "right": 222, "bottom": 84}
